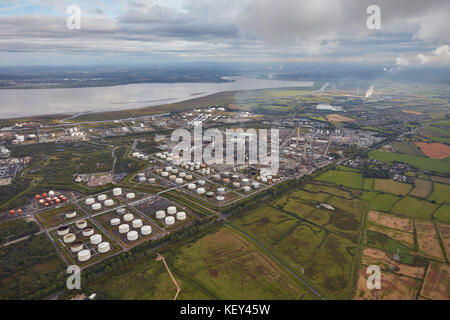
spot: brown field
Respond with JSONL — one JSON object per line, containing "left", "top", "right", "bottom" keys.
{"left": 374, "top": 179, "right": 412, "bottom": 196}
{"left": 410, "top": 179, "right": 433, "bottom": 198}
{"left": 362, "top": 248, "right": 425, "bottom": 279}
{"left": 415, "top": 142, "right": 450, "bottom": 159}
{"left": 419, "top": 262, "right": 450, "bottom": 300}
{"left": 415, "top": 222, "right": 445, "bottom": 261}
{"left": 354, "top": 267, "right": 421, "bottom": 300}
{"left": 431, "top": 176, "right": 450, "bottom": 184}
{"left": 436, "top": 224, "right": 450, "bottom": 260}
{"left": 402, "top": 110, "right": 424, "bottom": 115}
{"left": 368, "top": 211, "right": 413, "bottom": 232}
{"left": 368, "top": 225, "right": 414, "bottom": 248}
{"left": 326, "top": 114, "right": 355, "bottom": 122}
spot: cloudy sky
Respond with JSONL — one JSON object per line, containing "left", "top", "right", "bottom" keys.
{"left": 0, "top": 0, "right": 449, "bottom": 66}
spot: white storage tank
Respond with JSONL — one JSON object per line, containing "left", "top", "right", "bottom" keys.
{"left": 92, "top": 203, "right": 102, "bottom": 211}
{"left": 110, "top": 218, "right": 121, "bottom": 226}
{"left": 116, "top": 208, "right": 126, "bottom": 215}
{"left": 104, "top": 199, "right": 114, "bottom": 207}
{"left": 216, "top": 196, "right": 225, "bottom": 202}
{"left": 141, "top": 225, "right": 152, "bottom": 235}
{"left": 123, "top": 213, "right": 134, "bottom": 222}
{"left": 198, "top": 180, "right": 206, "bottom": 186}
{"left": 186, "top": 175, "right": 193, "bottom": 180}
{"left": 90, "top": 234, "right": 102, "bottom": 245}
{"left": 232, "top": 182, "right": 241, "bottom": 188}
{"left": 175, "top": 178, "right": 184, "bottom": 184}
{"left": 49, "top": 190, "right": 55, "bottom": 197}
{"left": 156, "top": 210, "right": 166, "bottom": 219}
{"left": 197, "top": 188, "right": 206, "bottom": 195}
{"left": 179, "top": 172, "right": 187, "bottom": 178}
{"left": 167, "top": 206, "right": 177, "bottom": 215}
{"left": 132, "top": 219, "right": 143, "bottom": 228}
{"left": 217, "top": 188, "right": 226, "bottom": 195}
{"left": 165, "top": 216, "right": 175, "bottom": 225}
{"left": 75, "top": 220, "right": 88, "bottom": 229}
{"left": 148, "top": 178, "right": 156, "bottom": 184}
{"left": 252, "top": 182, "right": 260, "bottom": 189}
{"left": 71, "top": 242, "right": 83, "bottom": 253}
{"left": 127, "top": 231, "right": 139, "bottom": 241}
{"left": 126, "top": 193, "right": 136, "bottom": 200}
{"left": 98, "top": 242, "right": 110, "bottom": 253}
{"left": 65, "top": 211, "right": 77, "bottom": 219}
{"left": 82, "top": 228, "right": 94, "bottom": 237}
{"left": 169, "top": 175, "right": 177, "bottom": 181}
{"left": 261, "top": 177, "right": 268, "bottom": 183}
{"left": 98, "top": 194, "right": 107, "bottom": 202}
{"left": 242, "top": 179, "right": 250, "bottom": 186}
{"left": 85, "top": 198, "right": 95, "bottom": 206}
{"left": 63, "top": 233, "right": 76, "bottom": 244}
{"left": 138, "top": 177, "right": 147, "bottom": 183}
{"left": 177, "top": 212, "right": 187, "bottom": 221}
{"left": 188, "top": 183, "right": 196, "bottom": 190}
{"left": 119, "top": 224, "right": 130, "bottom": 234}
{"left": 57, "top": 225, "right": 70, "bottom": 236}
{"left": 243, "top": 186, "right": 251, "bottom": 193}
{"left": 78, "top": 249, "right": 91, "bottom": 262}
{"left": 162, "top": 172, "right": 169, "bottom": 177}
{"left": 165, "top": 167, "right": 173, "bottom": 172}
{"left": 113, "top": 188, "right": 122, "bottom": 196}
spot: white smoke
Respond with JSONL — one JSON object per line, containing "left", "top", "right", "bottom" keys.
{"left": 365, "top": 85, "right": 374, "bottom": 98}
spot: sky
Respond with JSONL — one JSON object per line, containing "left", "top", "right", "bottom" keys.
{"left": 0, "top": 0, "right": 450, "bottom": 67}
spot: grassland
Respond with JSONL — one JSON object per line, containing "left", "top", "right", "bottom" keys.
{"left": 410, "top": 179, "right": 433, "bottom": 198}
{"left": 428, "top": 182, "right": 450, "bottom": 204}
{"left": 314, "top": 170, "right": 364, "bottom": 190}
{"left": 35, "top": 204, "right": 81, "bottom": 228}
{"left": 369, "top": 150, "right": 450, "bottom": 173}
{"left": 374, "top": 179, "right": 412, "bottom": 196}
{"left": 433, "top": 204, "right": 450, "bottom": 223}
{"left": 0, "top": 218, "right": 40, "bottom": 244}
{"left": 391, "top": 197, "right": 439, "bottom": 220}
{"left": 369, "top": 193, "right": 401, "bottom": 212}
{"left": 391, "top": 141, "right": 424, "bottom": 156}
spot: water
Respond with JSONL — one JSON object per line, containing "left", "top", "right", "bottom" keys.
{"left": 0, "top": 77, "right": 313, "bottom": 119}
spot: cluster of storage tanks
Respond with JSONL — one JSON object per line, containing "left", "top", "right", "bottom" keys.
{"left": 35, "top": 190, "right": 67, "bottom": 208}
{"left": 110, "top": 207, "right": 152, "bottom": 241}
{"left": 155, "top": 166, "right": 194, "bottom": 185}
{"left": 132, "top": 152, "right": 149, "bottom": 161}
{"left": 155, "top": 152, "right": 215, "bottom": 177}
{"left": 155, "top": 206, "right": 186, "bottom": 225}
{"left": 209, "top": 172, "right": 261, "bottom": 194}
{"left": 57, "top": 219, "right": 110, "bottom": 262}
{"left": 136, "top": 173, "right": 157, "bottom": 184}
{"left": 84, "top": 189, "right": 136, "bottom": 211}
{"left": 255, "top": 174, "right": 281, "bottom": 184}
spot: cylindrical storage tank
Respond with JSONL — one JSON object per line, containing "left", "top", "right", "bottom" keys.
{"left": 186, "top": 175, "right": 193, "bottom": 180}
{"left": 165, "top": 167, "right": 173, "bottom": 172}
{"left": 162, "top": 172, "right": 169, "bottom": 177}
{"left": 252, "top": 182, "right": 260, "bottom": 189}
{"left": 148, "top": 178, "right": 156, "bottom": 184}
{"left": 169, "top": 175, "right": 177, "bottom": 181}
{"left": 65, "top": 211, "right": 77, "bottom": 219}
{"left": 156, "top": 169, "right": 163, "bottom": 174}
{"left": 197, "top": 188, "right": 206, "bottom": 195}
{"left": 216, "top": 196, "right": 225, "bottom": 202}
{"left": 175, "top": 178, "right": 184, "bottom": 184}
{"left": 261, "top": 178, "right": 268, "bottom": 183}
{"left": 113, "top": 188, "right": 122, "bottom": 196}
{"left": 137, "top": 173, "right": 145, "bottom": 178}
{"left": 206, "top": 192, "right": 215, "bottom": 198}
{"left": 138, "top": 177, "right": 147, "bottom": 183}
{"left": 116, "top": 208, "right": 126, "bottom": 215}
{"left": 85, "top": 198, "right": 95, "bottom": 206}
{"left": 71, "top": 242, "right": 83, "bottom": 253}
{"left": 119, "top": 224, "right": 129, "bottom": 234}
{"left": 132, "top": 219, "right": 143, "bottom": 228}
{"left": 172, "top": 169, "right": 179, "bottom": 174}
{"left": 222, "top": 172, "right": 230, "bottom": 177}
{"left": 156, "top": 152, "right": 162, "bottom": 158}
{"left": 198, "top": 180, "right": 206, "bottom": 186}
{"left": 179, "top": 172, "right": 186, "bottom": 178}
{"left": 242, "top": 179, "right": 250, "bottom": 186}
{"left": 98, "top": 194, "right": 107, "bottom": 202}
{"left": 104, "top": 199, "right": 114, "bottom": 207}
{"left": 243, "top": 186, "right": 251, "bottom": 193}
{"left": 123, "top": 213, "right": 134, "bottom": 222}
{"left": 75, "top": 220, "right": 88, "bottom": 229}
{"left": 78, "top": 249, "right": 91, "bottom": 262}
{"left": 98, "top": 242, "right": 110, "bottom": 253}
{"left": 92, "top": 203, "right": 102, "bottom": 211}
{"left": 177, "top": 212, "right": 187, "bottom": 221}
{"left": 82, "top": 228, "right": 94, "bottom": 237}
{"left": 90, "top": 234, "right": 102, "bottom": 245}
{"left": 217, "top": 188, "right": 226, "bottom": 195}
{"left": 126, "top": 193, "right": 136, "bottom": 200}
{"left": 110, "top": 218, "right": 121, "bottom": 226}
{"left": 127, "top": 231, "right": 138, "bottom": 241}
{"left": 167, "top": 206, "right": 177, "bottom": 215}
{"left": 232, "top": 182, "right": 240, "bottom": 188}
{"left": 165, "top": 216, "right": 175, "bottom": 225}
{"left": 63, "top": 233, "right": 76, "bottom": 244}
{"left": 57, "top": 226, "right": 69, "bottom": 236}
{"left": 141, "top": 225, "right": 152, "bottom": 235}
{"left": 223, "top": 178, "right": 230, "bottom": 184}
{"left": 49, "top": 190, "right": 55, "bottom": 197}
{"left": 156, "top": 210, "right": 166, "bottom": 219}
{"left": 188, "top": 184, "right": 196, "bottom": 190}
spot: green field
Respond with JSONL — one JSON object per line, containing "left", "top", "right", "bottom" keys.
{"left": 369, "top": 193, "right": 401, "bottom": 212}
{"left": 410, "top": 179, "right": 433, "bottom": 198}
{"left": 363, "top": 179, "right": 374, "bottom": 191}
{"left": 433, "top": 204, "right": 450, "bottom": 223}
{"left": 303, "top": 184, "right": 354, "bottom": 199}
{"left": 369, "top": 150, "right": 450, "bottom": 174}
{"left": 35, "top": 204, "right": 81, "bottom": 228}
{"left": 314, "top": 170, "right": 364, "bottom": 190}
{"left": 391, "top": 197, "right": 439, "bottom": 220}
{"left": 374, "top": 179, "right": 412, "bottom": 196}
{"left": 428, "top": 182, "right": 450, "bottom": 204}
{"left": 391, "top": 141, "right": 424, "bottom": 156}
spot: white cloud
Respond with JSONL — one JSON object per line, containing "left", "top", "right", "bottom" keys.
{"left": 396, "top": 54, "right": 410, "bottom": 66}
{"left": 433, "top": 45, "right": 450, "bottom": 56}
{"left": 417, "top": 54, "right": 429, "bottom": 64}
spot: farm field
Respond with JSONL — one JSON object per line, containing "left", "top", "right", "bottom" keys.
{"left": 314, "top": 170, "right": 364, "bottom": 190}
{"left": 367, "top": 224, "right": 414, "bottom": 248}
{"left": 370, "top": 193, "right": 401, "bottom": 212}
{"left": 434, "top": 204, "right": 450, "bottom": 223}
{"left": 415, "top": 222, "right": 445, "bottom": 261}
{"left": 428, "top": 182, "right": 450, "bottom": 204}
{"left": 369, "top": 150, "right": 450, "bottom": 174}
{"left": 436, "top": 224, "right": 450, "bottom": 259}
{"left": 172, "top": 227, "right": 316, "bottom": 300}
{"left": 367, "top": 211, "right": 413, "bottom": 232}
{"left": 410, "top": 179, "right": 433, "bottom": 198}
{"left": 391, "top": 141, "right": 424, "bottom": 156}
{"left": 391, "top": 197, "right": 438, "bottom": 220}
{"left": 419, "top": 262, "right": 450, "bottom": 300}
{"left": 374, "top": 179, "right": 412, "bottom": 196}
{"left": 415, "top": 142, "right": 450, "bottom": 159}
